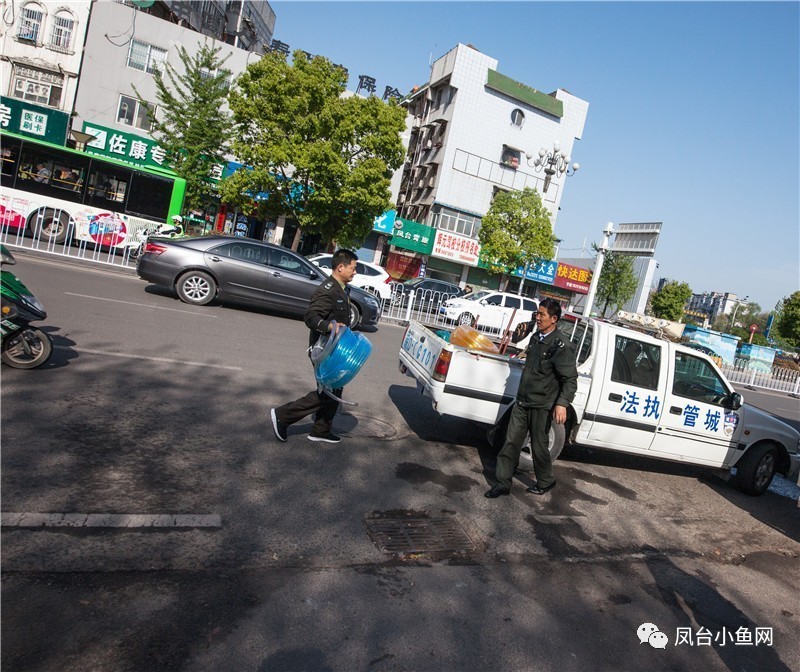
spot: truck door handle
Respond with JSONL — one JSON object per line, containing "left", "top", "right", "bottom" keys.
{"left": 608, "top": 393, "right": 622, "bottom": 402}
{"left": 670, "top": 406, "right": 683, "bottom": 415}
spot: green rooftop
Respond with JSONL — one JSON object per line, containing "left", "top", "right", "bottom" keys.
{"left": 486, "top": 69, "right": 563, "bottom": 118}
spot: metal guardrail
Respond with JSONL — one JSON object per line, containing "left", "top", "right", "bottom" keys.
{"left": 720, "top": 360, "right": 800, "bottom": 396}
{"left": 1, "top": 207, "right": 143, "bottom": 270}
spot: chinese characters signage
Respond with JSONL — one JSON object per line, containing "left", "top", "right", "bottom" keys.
{"left": 82, "top": 122, "right": 168, "bottom": 170}
{"left": 553, "top": 261, "right": 592, "bottom": 293}
{"left": 82, "top": 121, "right": 223, "bottom": 180}
{"left": 391, "top": 217, "right": 434, "bottom": 254}
{"left": 0, "top": 96, "right": 68, "bottom": 145}
{"left": 514, "top": 258, "right": 558, "bottom": 285}
{"left": 373, "top": 209, "right": 396, "bottom": 234}
{"left": 267, "top": 40, "right": 402, "bottom": 101}
{"left": 432, "top": 229, "right": 480, "bottom": 266}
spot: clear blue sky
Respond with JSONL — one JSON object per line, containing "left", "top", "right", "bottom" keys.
{"left": 271, "top": 1, "right": 799, "bottom": 312}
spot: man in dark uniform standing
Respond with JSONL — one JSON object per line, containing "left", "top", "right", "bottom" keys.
{"left": 270, "top": 249, "right": 358, "bottom": 444}
{"left": 485, "top": 298, "right": 578, "bottom": 498}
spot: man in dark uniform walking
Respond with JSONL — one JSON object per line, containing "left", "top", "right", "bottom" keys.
{"left": 270, "top": 249, "right": 358, "bottom": 444}
{"left": 485, "top": 298, "right": 578, "bottom": 498}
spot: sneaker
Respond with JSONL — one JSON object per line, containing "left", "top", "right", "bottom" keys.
{"left": 307, "top": 432, "right": 341, "bottom": 444}
{"left": 270, "top": 408, "right": 287, "bottom": 442}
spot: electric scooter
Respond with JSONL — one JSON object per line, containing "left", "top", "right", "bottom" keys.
{"left": 0, "top": 245, "right": 53, "bottom": 368}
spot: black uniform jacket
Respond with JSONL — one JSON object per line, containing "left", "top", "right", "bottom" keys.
{"left": 512, "top": 321, "right": 578, "bottom": 410}
{"left": 304, "top": 278, "right": 351, "bottom": 346}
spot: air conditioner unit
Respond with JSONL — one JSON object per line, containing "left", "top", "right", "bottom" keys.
{"left": 425, "top": 140, "right": 433, "bottom": 149}
{"left": 413, "top": 117, "right": 422, "bottom": 128}
{"left": 427, "top": 177, "right": 436, "bottom": 188}
{"left": 398, "top": 194, "right": 406, "bottom": 203}
{"left": 417, "top": 179, "right": 425, "bottom": 188}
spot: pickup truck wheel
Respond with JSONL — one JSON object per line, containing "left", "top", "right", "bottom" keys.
{"left": 458, "top": 312, "right": 475, "bottom": 326}
{"left": 735, "top": 443, "right": 778, "bottom": 496}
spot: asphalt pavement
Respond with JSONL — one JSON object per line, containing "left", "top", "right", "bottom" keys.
{"left": 2, "top": 251, "right": 799, "bottom": 672}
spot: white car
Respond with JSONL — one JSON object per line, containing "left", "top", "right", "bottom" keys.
{"left": 307, "top": 253, "right": 393, "bottom": 300}
{"left": 442, "top": 290, "right": 538, "bottom": 333}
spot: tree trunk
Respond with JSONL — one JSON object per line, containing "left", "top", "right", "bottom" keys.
{"left": 290, "top": 227, "right": 302, "bottom": 252}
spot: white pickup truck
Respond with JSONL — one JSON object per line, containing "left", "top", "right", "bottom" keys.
{"left": 398, "top": 314, "right": 800, "bottom": 496}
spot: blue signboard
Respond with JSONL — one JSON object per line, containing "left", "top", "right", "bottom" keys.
{"left": 373, "top": 209, "right": 396, "bottom": 234}
{"left": 513, "top": 258, "right": 557, "bottom": 285}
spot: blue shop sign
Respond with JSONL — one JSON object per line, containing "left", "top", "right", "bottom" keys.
{"left": 513, "top": 258, "right": 557, "bottom": 285}
{"left": 373, "top": 209, "right": 396, "bottom": 234}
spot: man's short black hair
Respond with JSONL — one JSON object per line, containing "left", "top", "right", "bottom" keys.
{"left": 539, "top": 297, "right": 562, "bottom": 321}
{"left": 331, "top": 249, "right": 358, "bottom": 269}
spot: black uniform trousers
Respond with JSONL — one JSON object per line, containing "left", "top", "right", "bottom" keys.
{"left": 274, "top": 378, "right": 343, "bottom": 437}
{"left": 494, "top": 403, "right": 554, "bottom": 491}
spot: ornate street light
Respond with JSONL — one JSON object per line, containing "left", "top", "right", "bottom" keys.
{"left": 526, "top": 140, "right": 580, "bottom": 193}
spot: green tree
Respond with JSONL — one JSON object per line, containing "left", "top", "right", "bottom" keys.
{"left": 650, "top": 280, "right": 692, "bottom": 321}
{"left": 594, "top": 247, "right": 639, "bottom": 317}
{"left": 477, "top": 187, "right": 555, "bottom": 275}
{"left": 774, "top": 291, "right": 800, "bottom": 346}
{"left": 221, "top": 50, "right": 406, "bottom": 249}
{"left": 135, "top": 42, "right": 233, "bottom": 211}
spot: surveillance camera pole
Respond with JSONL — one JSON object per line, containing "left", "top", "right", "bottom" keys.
{"left": 582, "top": 222, "right": 614, "bottom": 318}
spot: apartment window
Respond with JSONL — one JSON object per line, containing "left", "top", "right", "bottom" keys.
{"left": 511, "top": 108, "right": 525, "bottom": 127}
{"left": 432, "top": 205, "right": 482, "bottom": 239}
{"left": 49, "top": 11, "right": 75, "bottom": 52}
{"left": 199, "top": 67, "right": 232, "bottom": 92}
{"left": 12, "top": 65, "right": 63, "bottom": 107}
{"left": 117, "top": 95, "right": 156, "bottom": 131}
{"left": 127, "top": 39, "right": 167, "bottom": 75}
{"left": 18, "top": 3, "right": 44, "bottom": 43}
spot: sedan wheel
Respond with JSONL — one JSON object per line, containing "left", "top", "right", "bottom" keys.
{"left": 349, "top": 303, "right": 362, "bottom": 330}
{"left": 458, "top": 312, "right": 475, "bottom": 326}
{"left": 177, "top": 271, "right": 217, "bottom": 305}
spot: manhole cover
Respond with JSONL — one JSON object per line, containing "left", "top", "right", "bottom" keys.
{"left": 365, "top": 516, "right": 476, "bottom": 554}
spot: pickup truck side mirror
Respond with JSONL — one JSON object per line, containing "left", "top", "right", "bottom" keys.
{"left": 727, "top": 392, "right": 743, "bottom": 410}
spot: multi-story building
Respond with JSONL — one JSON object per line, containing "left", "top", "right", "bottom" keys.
{"left": 391, "top": 43, "right": 589, "bottom": 291}
{"left": 0, "top": 0, "right": 91, "bottom": 145}
{"left": 65, "top": 0, "right": 274, "bottom": 235}
{"left": 686, "top": 291, "right": 746, "bottom": 325}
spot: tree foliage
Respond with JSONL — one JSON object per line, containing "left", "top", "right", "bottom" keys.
{"left": 477, "top": 188, "right": 555, "bottom": 275}
{"left": 220, "top": 50, "right": 406, "bottom": 249}
{"left": 594, "top": 248, "right": 639, "bottom": 317}
{"left": 135, "top": 42, "right": 233, "bottom": 211}
{"left": 774, "top": 291, "right": 800, "bottom": 347}
{"left": 649, "top": 280, "right": 692, "bottom": 321}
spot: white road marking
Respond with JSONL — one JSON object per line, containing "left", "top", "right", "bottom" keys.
{"left": 65, "top": 292, "right": 216, "bottom": 317}
{"left": 55, "top": 346, "right": 242, "bottom": 370}
{"left": 1, "top": 512, "right": 222, "bottom": 528}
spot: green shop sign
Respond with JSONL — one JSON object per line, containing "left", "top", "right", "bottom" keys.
{"left": 82, "top": 122, "right": 169, "bottom": 170}
{"left": 391, "top": 217, "right": 434, "bottom": 254}
{"left": 81, "top": 121, "right": 224, "bottom": 180}
{"left": 0, "top": 96, "right": 69, "bottom": 145}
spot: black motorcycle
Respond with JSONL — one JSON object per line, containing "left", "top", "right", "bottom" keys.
{"left": 1, "top": 245, "right": 53, "bottom": 368}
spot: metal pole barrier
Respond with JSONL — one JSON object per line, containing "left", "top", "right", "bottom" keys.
{"left": 404, "top": 290, "right": 414, "bottom": 322}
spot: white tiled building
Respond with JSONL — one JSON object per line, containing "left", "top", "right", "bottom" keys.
{"left": 392, "top": 43, "right": 589, "bottom": 290}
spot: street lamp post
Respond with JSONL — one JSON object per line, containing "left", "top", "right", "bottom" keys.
{"left": 582, "top": 222, "right": 614, "bottom": 317}
{"left": 729, "top": 296, "right": 749, "bottom": 329}
{"left": 526, "top": 140, "right": 580, "bottom": 193}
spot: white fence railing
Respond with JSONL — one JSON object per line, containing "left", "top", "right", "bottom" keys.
{"left": 1, "top": 210, "right": 142, "bottom": 269}
{"left": 720, "top": 359, "right": 800, "bottom": 396}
